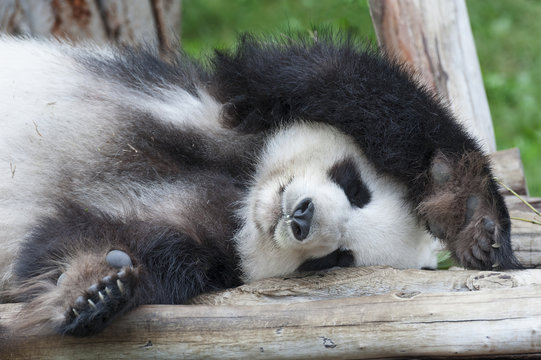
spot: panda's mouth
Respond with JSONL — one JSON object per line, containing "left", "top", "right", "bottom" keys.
{"left": 296, "top": 249, "right": 355, "bottom": 272}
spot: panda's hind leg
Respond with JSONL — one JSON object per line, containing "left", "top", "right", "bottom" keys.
{"left": 419, "top": 151, "right": 522, "bottom": 270}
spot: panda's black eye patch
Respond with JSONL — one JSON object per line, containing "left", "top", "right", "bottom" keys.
{"left": 328, "top": 158, "right": 371, "bottom": 208}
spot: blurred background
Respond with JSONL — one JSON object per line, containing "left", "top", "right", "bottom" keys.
{"left": 182, "top": 0, "right": 541, "bottom": 196}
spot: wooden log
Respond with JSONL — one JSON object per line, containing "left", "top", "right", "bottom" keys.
{"left": 507, "top": 196, "right": 541, "bottom": 267}
{"left": 190, "top": 267, "right": 541, "bottom": 306}
{"left": 0, "top": 0, "right": 181, "bottom": 51}
{"left": 2, "top": 268, "right": 541, "bottom": 359}
{"left": 490, "top": 147, "right": 529, "bottom": 196}
{"left": 368, "top": 0, "right": 496, "bottom": 153}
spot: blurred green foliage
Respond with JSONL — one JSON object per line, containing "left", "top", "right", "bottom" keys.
{"left": 182, "top": 0, "right": 376, "bottom": 56}
{"left": 467, "top": 0, "right": 541, "bottom": 196}
{"left": 182, "top": 0, "right": 540, "bottom": 196}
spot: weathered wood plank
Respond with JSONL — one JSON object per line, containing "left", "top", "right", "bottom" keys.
{"left": 490, "top": 147, "right": 529, "bottom": 196}
{"left": 369, "top": 0, "right": 496, "bottom": 153}
{"left": 506, "top": 195, "right": 541, "bottom": 267}
{"left": 2, "top": 281, "right": 541, "bottom": 359}
{"left": 189, "top": 267, "right": 541, "bottom": 306}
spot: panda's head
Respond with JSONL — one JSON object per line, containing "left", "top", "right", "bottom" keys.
{"left": 235, "top": 121, "right": 437, "bottom": 282}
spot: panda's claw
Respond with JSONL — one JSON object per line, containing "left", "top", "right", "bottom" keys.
{"left": 61, "top": 265, "right": 138, "bottom": 336}
{"left": 116, "top": 279, "right": 125, "bottom": 294}
{"left": 87, "top": 298, "right": 97, "bottom": 310}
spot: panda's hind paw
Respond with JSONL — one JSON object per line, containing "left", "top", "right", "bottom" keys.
{"left": 62, "top": 263, "right": 139, "bottom": 336}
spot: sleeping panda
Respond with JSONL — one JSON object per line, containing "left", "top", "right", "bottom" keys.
{"left": 0, "top": 33, "right": 521, "bottom": 337}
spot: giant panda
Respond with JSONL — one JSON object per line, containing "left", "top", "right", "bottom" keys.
{"left": 0, "top": 33, "right": 521, "bottom": 337}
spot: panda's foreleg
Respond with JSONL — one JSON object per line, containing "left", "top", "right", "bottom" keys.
{"left": 138, "top": 232, "right": 242, "bottom": 305}
{"left": 418, "top": 151, "right": 522, "bottom": 270}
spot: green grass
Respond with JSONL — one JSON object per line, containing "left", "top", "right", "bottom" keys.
{"left": 182, "top": 0, "right": 540, "bottom": 196}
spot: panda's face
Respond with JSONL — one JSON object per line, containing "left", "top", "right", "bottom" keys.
{"left": 235, "top": 122, "right": 437, "bottom": 282}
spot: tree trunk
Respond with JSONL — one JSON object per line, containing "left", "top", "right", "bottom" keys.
{"left": 368, "top": 0, "right": 496, "bottom": 153}
{"left": 0, "top": 0, "right": 181, "bottom": 52}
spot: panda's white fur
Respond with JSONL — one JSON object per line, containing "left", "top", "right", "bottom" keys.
{"left": 0, "top": 34, "right": 519, "bottom": 337}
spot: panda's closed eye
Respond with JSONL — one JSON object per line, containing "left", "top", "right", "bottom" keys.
{"left": 328, "top": 158, "right": 371, "bottom": 208}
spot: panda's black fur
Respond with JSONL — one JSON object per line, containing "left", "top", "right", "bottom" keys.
{"left": 0, "top": 33, "right": 521, "bottom": 338}
{"left": 214, "top": 35, "right": 481, "bottom": 201}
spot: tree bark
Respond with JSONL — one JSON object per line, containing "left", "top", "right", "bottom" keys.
{"left": 368, "top": 0, "right": 496, "bottom": 153}
{"left": 0, "top": 0, "right": 181, "bottom": 52}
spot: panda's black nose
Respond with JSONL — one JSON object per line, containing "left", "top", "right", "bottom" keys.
{"left": 291, "top": 198, "right": 314, "bottom": 241}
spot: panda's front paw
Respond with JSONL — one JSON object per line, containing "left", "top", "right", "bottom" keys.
{"left": 61, "top": 251, "right": 139, "bottom": 336}
{"left": 420, "top": 152, "right": 521, "bottom": 270}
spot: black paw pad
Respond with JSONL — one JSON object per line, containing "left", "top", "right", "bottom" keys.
{"left": 63, "top": 267, "right": 138, "bottom": 336}
{"left": 465, "top": 195, "right": 480, "bottom": 225}
{"left": 430, "top": 160, "right": 451, "bottom": 185}
{"left": 483, "top": 217, "right": 495, "bottom": 234}
{"left": 105, "top": 250, "right": 133, "bottom": 269}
